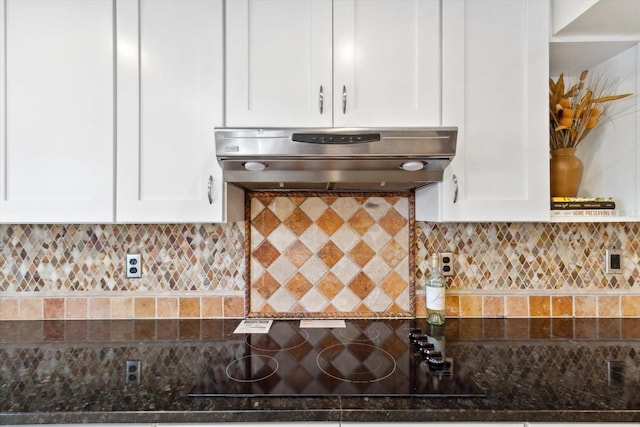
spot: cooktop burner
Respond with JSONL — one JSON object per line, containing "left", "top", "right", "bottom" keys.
{"left": 189, "top": 319, "right": 484, "bottom": 397}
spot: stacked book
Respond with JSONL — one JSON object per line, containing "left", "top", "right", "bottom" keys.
{"left": 550, "top": 197, "right": 618, "bottom": 217}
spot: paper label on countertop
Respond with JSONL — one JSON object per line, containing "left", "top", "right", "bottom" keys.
{"left": 233, "top": 319, "right": 273, "bottom": 334}
{"left": 300, "top": 319, "right": 346, "bottom": 328}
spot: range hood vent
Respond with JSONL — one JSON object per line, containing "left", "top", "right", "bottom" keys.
{"left": 215, "top": 127, "right": 457, "bottom": 192}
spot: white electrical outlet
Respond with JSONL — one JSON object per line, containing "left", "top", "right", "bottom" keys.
{"left": 126, "top": 254, "right": 142, "bottom": 278}
{"left": 439, "top": 252, "right": 455, "bottom": 277}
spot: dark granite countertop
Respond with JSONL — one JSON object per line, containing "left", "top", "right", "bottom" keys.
{"left": 1, "top": 318, "right": 640, "bottom": 424}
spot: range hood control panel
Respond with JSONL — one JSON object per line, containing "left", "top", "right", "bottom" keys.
{"left": 292, "top": 133, "right": 381, "bottom": 144}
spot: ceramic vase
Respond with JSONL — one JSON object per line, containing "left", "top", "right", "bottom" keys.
{"left": 550, "top": 147, "right": 583, "bottom": 197}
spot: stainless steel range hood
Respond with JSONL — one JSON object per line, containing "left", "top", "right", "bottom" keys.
{"left": 215, "top": 127, "right": 457, "bottom": 192}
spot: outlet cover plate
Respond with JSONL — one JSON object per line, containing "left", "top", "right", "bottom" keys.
{"left": 439, "top": 252, "right": 455, "bottom": 277}
{"left": 126, "top": 254, "right": 142, "bottom": 279}
{"left": 605, "top": 248, "right": 622, "bottom": 274}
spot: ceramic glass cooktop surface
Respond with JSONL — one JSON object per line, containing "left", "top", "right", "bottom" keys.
{"left": 189, "top": 319, "right": 484, "bottom": 397}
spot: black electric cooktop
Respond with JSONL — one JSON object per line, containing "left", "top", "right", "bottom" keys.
{"left": 189, "top": 319, "right": 484, "bottom": 397}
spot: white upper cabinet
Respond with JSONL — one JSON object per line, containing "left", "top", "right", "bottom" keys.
{"left": 416, "top": 0, "right": 550, "bottom": 222}
{"left": 0, "top": 0, "right": 115, "bottom": 224}
{"left": 116, "top": 0, "right": 241, "bottom": 223}
{"left": 332, "top": 0, "right": 441, "bottom": 127}
{"left": 225, "top": 0, "right": 441, "bottom": 127}
{"left": 225, "top": 0, "right": 333, "bottom": 127}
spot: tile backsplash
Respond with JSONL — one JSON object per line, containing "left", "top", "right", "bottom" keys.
{"left": 2, "top": 195, "right": 640, "bottom": 320}
{"left": 248, "top": 193, "right": 413, "bottom": 318}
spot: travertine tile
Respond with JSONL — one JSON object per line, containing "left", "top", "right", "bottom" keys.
{"left": 551, "top": 296, "right": 573, "bottom": 317}
{"left": 111, "top": 298, "right": 132, "bottom": 319}
{"left": 157, "top": 297, "right": 178, "bottom": 318}
{"left": 249, "top": 193, "right": 412, "bottom": 318}
{"left": 575, "top": 295, "right": 597, "bottom": 317}
{"left": 179, "top": 297, "right": 200, "bottom": 318}
{"left": 223, "top": 296, "right": 244, "bottom": 317}
{"left": 598, "top": 295, "right": 620, "bottom": 317}
{"left": 483, "top": 296, "right": 505, "bottom": 317}
{"left": 444, "top": 295, "right": 459, "bottom": 318}
{"left": 19, "top": 299, "right": 43, "bottom": 320}
{"left": 66, "top": 298, "right": 88, "bottom": 319}
{"left": 88, "top": 298, "right": 110, "bottom": 319}
{"left": 506, "top": 296, "right": 528, "bottom": 317}
{"left": 202, "top": 296, "right": 223, "bottom": 318}
{"left": 460, "top": 295, "right": 482, "bottom": 317}
{"left": 0, "top": 299, "right": 19, "bottom": 320}
{"left": 3, "top": 209, "right": 640, "bottom": 320}
{"left": 621, "top": 295, "right": 640, "bottom": 317}
{"left": 44, "top": 298, "right": 65, "bottom": 319}
{"left": 529, "top": 296, "right": 551, "bottom": 317}
{"left": 134, "top": 298, "right": 155, "bottom": 318}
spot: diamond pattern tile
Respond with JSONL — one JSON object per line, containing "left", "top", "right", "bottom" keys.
{"left": 415, "top": 222, "right": 640, "bottom": 292}
{"left": 248, "top": 193, "right": 413, "bottom": 317}
{"left": 0, "top": 223, "right": 245, "bottom": 296}
{"left": 4, "top": 203, "right": 640, "bottom": 320}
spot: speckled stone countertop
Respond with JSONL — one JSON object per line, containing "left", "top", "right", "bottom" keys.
{"left": 1, "top": 318, "right": 640, "bottom": 424}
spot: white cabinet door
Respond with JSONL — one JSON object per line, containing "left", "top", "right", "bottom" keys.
{"left": 333, "top": 0, "right": 441, "bottom": 127}
{"left": 225, "top": 0, "right": 440, "bottom": 128}
{"left": 116, "top": 0, "right": 239, "bottom": 223}
{"left": 0, "top": 0, "right": 114, "bottom": 223}
{"left": 416, "top": 0, "right": 549, "bottom": 222}
{"left": 225, "top": 0, "right": 333, "bottom": 127}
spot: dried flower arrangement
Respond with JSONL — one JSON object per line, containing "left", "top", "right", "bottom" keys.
{"left": 549, "top": 70, "right": 631, "bottom": 150}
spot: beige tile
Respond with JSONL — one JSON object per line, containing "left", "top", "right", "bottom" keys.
{"left": 157, "top": 297, "right": 179, "bottom": 318}
{"left": 506, "top": 296, "right": 528, "bottom": 317}
{"left": 66, "top": 298, "right": 88, "bottom": 319}
{"left": 88, "top": 298, "right": 111, "bottom": 319}
{"left": 134, "top": 297, "right": 156, "bottom": 318}
{"left": 20, "top": 299, "right": 43, "bottom": 320}
{"left": 202, "top": 297, "right": 223, "bottom": 318}
{"left": 179, "top": 297, "right": 200, "bottom": 318}
{"left": 111, "top": 298, "right": 133, "bottom": 319}
{"left": 575, "top": 295, "right": 597, "bottom": 317}
{"left": 622, "top": 295, "right": 640, "bottom": 317}
{"left": 598, "top": 295, "right": 620, "bottom": 317}
{"left": 483, "top": 296, "right": 505, "bottom": 317}
{"left": 0, "top": 299, "right": 19, "bottom": 320}
{"left": 460, "top": 295, "right": 482, "bottom": 317}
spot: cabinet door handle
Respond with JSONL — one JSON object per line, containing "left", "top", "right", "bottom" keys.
{"left": 452, "top": 174, "right": 458, "bottom": 204}
{"left": 319, "top": 85, "right": 324, "bottom": 114}
{"left": 342, "top": 85, "right": 347, "bottom": 114}
{"left": 207, "top": 175, "right": 214, "bottom": 204}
